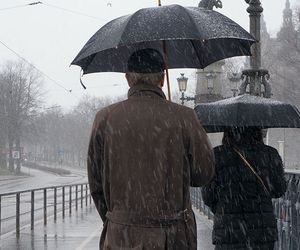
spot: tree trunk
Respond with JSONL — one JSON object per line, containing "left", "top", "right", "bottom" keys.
{"left": 15, "top": 133, "right": 21, "bottom": 174}
{"left": 8, "top": 136, "right": 14, "bottom": 172}
{"left": 0, "top": 138, "right": 7, "bottom": 169}
{"left": 0, "top": 151, "right": 7, "bottom": 169}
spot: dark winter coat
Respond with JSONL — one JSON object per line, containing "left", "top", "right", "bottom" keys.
{"left": 202, "top": 144, "right": 287, "bottom": 247}
{"left": 87, "top": 83, "right": 215, "bottom": 250}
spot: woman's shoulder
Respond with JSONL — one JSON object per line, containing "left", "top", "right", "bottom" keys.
{"left": 213, "top": 145, "right": 234, "bottom": 160}
{"left": 213, "top": 144, "right": 280, "bottom": 154}
{"left": 213, "top": 145, "right": 228, "bottom": 153}
{"left": 256, "top": 144, "right": 280, "bottom": 155}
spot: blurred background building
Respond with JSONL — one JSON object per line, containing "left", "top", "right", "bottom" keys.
{"left": 179, "top": 0, "right": 300, "bottom": 168}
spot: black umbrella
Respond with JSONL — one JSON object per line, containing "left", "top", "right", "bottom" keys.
{"left": 71, "top": 4, "right": 255, "bottom": 99}
{"left": 194, "top": 95, "right": 300, "bottom": 132}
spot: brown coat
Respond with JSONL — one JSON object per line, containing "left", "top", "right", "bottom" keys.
{"left": 87, "top": 83, "right": 215, "bottom": 250}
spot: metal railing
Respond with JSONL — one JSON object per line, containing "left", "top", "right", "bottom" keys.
{"left": 190, "top": 187, "right": 214, "bottom": 220}
{"left": 191, "top": 170, "right": 300, "bottom": 250}
{"left": 0, "top": 183, "right": 91, "bottom": 237}
{"left": 273, "top": 171, "right": 300, "bottom": 250}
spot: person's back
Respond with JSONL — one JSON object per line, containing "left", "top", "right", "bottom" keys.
{"left": 103, "top": 85, "right": 210, "bottom": 214}
{"left": 88, "top": 49, "right": 215, "bottom": 250}
{"left": 202, "top": 128, "right": 287, "bottom": 250}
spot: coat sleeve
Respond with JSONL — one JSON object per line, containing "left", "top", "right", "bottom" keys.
{"left": 202, "top": 176, "right": 218, "bottom": 214}
{"left": 201, "top": 148, "right": 220, "bottom": 214}
{"left": 267, "top": 147, "right": 287, "bottom": 198}
{"left": 187, "top": 110, "right": 215, "bottom": 187}
{"left": 87, "top": 111, "right": 108, "bottom": 223}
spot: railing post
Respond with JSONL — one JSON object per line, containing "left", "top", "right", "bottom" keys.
{"left": 0, "top": 195, "right": 2, "bottom": 235}
{"left": 31, "top": 191, "right": 34, "bottom": 230}
{"left": 197, "top": 188, "right": 200, "bottom": 210}
{"left": 16, "top": 193, "right": 20, "bottom": 237}
{"left": 289, "top": 175, "right": 298, "bottom": 250}
{"left": 200, "top": 189, "right": 204, "bottom": 211}
{"left": 69, "top": 186, "right": 72, "bottom": 215}
{"left": 81, "top": 184, "right": 83, "bottom": 208}
{"left": 44, "top": 189, "right": 47, "bottom": 225}
{"left": 62, "top": 186, "right": 65, "bottom": 218}
{"left": 54, "top": 188, "right": 57, "bottom": 222}
{"left": 89, "top": 188, "right": 92, "bottom": 204}
{"left": 75, "top": 185, "right": 78, "bottom": 211}
{"left": 85, "top": 184, "right": 88, "bottom": 206}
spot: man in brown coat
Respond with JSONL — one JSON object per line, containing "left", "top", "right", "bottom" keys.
{"left": 87, "top": 48, "right": 215, "bottom": 250}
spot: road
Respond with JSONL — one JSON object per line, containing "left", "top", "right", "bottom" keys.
{"left": 0, "top": 166, "right": 87, "bottom": 194}
{"left": 0, "top": 165, "right": 88, "bottom": 237}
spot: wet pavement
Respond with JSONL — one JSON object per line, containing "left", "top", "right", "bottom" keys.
{"left": 0, "top": 206, "right": 213, "bottom": 250}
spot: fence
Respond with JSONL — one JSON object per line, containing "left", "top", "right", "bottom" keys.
{"left": 191, "top": 170, "right": 300, "bottom": 250}
{"left": 273, "top": 171, "right": 300, "bottom": 250}
{"left": 2, "top": 171, "right": 299, "bottom": 248}
{"left": 0, "top": 183, "right": 91, "bottom": 237}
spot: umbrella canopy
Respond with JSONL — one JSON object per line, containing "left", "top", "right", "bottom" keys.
{"left": 71, "top": 4, "right": 255, "bottom": 74}
{"left": 194, "top": 95, "right": 300, "bottom": 132}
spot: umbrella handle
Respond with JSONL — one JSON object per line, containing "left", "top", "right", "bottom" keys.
{"left": 162, "top": 40, "right": 171, "bottom": 101}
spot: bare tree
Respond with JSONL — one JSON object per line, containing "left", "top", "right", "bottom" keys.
{"left": 24, "top": 94, "right": 126, "bottom": 169}
{"left": 260, "top": 6, "right": 300, "bottom": 108}
{"left": 0, "top": 60, "right": 44, "bottom": 173}
{"left": 0, "top": 76, "right": 8, "bottom": 169}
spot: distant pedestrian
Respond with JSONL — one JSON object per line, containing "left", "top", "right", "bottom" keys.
{"left": 202, "top": 127, "right": 287, "bottom": 250}
{"left": 87, "top": 48, "right": 215, "bottom": 250}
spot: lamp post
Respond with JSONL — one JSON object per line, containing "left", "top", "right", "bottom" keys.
{"left": 228, "top": 72, "right": 240, "bottom": 97}
{"left": 177, "top": 73, "right": 195, "bottom": 105}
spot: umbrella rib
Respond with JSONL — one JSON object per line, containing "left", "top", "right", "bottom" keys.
{"left": 185, "top": 7, "right": 205, "bottom": 67}
{"left": 81, "top": 54, "right": 97, "bottom": 74}
{"left": 190, "top": 40, "right": 203, "bottom": 67}
{"left": 118, "top": 10, "right": 145, "bottom": 45}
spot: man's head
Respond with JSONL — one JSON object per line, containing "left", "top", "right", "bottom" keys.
{"left": 125, "top": 48, "right": 165, "bottom": 88}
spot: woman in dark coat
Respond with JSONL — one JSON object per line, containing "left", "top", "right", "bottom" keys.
{"left": 202, "top": 127, "right": 287, "bottom": 250}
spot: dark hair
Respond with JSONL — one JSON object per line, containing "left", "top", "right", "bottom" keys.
{"left": 222, "top": 127, "right": 264, "bottom": 147}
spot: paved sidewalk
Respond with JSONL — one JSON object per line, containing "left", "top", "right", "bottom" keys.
{"left": 0, "top": 206, "right": 214, "bottom": 250}
{"left": 195, "top": 209, "right": 214, "bottom": 250}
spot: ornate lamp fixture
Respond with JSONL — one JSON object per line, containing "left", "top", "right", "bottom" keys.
{"left": 228, "top": 72, "right": 241, "bottom": 97}
{"left": 177, "top": 73, "right": 195, "bottom": 105}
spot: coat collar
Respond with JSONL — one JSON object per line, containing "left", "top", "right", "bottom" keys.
{"left": 128, "top": 83, "right": 166, "bottom": 100}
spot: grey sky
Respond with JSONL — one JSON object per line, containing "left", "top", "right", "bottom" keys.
{"left": 0, "top": 0, "right": 295, "bottom": 109}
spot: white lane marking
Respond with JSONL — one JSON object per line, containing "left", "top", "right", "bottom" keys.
{"left": 0, "top": 214, "right": 57, "bottom": 249}
{"left": 75, "top": 228, "right": 100, "bottom": 250}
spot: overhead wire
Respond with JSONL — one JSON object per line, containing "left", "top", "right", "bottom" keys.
{"left": 41, "top": 2, "right": 107, "bottom": 21}
{"left": 0, "top": 1, "right": 108, "bottom": 21}
{"left": 0, "top": 2, "right": 42, "bottom": 11}
{"left": 0, "top": 1, "right": 90, "bottom": 97}
{"left": 0, "top": 39, "right": 72, "bottom": 93}
{"left": 0, "top": 1, "right": 116, "bottom": 103}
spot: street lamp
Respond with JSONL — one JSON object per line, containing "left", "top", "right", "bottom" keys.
{"left": 177, "top": 73, "right": 188, "bottom": 92}
{"left": 177, "top": 73, "right": 195, "bottom": 105}
{"left": 228, "top": 72, "right": 240, "bottom": 97}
